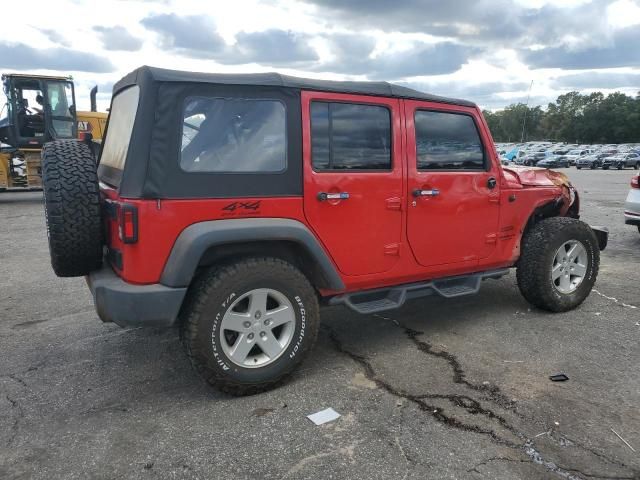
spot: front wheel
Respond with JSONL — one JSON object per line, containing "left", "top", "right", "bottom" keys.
{"left": 634, "top": 162, "right": 639, "bottom": 170}
{"left": 517, "top": 217, "right": 599, "bottom": 312}
{"left": 180, "top": 257, "right": 320, "bottom": 395}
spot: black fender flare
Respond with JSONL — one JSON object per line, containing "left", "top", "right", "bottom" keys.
{"left": 160, "top": 218, "right": 345, "bottom": 291}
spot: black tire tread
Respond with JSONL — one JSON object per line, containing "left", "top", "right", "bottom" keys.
{"left": 516, "top": 217, "right": 599, "bottom": 312}
{"left": 42, "top": 140, "right": 102, "bottom": 277}
{"left": 180, "top": 257, "right": 320, "bottom": 396}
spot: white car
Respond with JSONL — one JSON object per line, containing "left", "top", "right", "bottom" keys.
{"left": 563, "top": 149, "right": 590, "bottom": 166}
{"left": 625, "top": 175, "right": 640, "bottom": 234}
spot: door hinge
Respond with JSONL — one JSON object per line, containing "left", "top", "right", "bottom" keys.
{"left": 384, "top": 243, "right": 400, "bottom": 256}
{"left": 386, "top": 197, "right": 402, "bottom": 210}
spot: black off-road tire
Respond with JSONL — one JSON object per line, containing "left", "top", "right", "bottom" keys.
{"left": 41, "top": 140, "right": 102, "bottom": 277}
{"left": 516, "top": 217, "right": 599, "bottom": 312}
{"left": 180, "top": 257, "right": 320, "bottom": 396}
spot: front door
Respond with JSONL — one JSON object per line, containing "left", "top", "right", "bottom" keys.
{"left": 302, "top": 91, "right": 403, "bottom": 276}
{"left": 404, "top": 100, "right": 500, "bottom": 268}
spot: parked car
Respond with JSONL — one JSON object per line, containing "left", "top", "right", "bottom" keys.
{"left": 602, "top": 152, "right": 640, "bottom": 170}
{"left": 624, "top": 175, "right": 640, "bottom": 234}
{"left": 576, "top": 155, "right": 602, "bottom": 169}
{"left": 537, "top": 156, "right": 570, "bottom": 168}
{"left": 563, "top": 149, "right": 589, "bottom": 166}
{"left": 38, "top": 66, "right": 607, "bottom": 395}
{"left": 516, "top": 152, "right": 546, "bottom": 166}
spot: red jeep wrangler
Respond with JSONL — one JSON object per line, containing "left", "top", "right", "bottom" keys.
{"left": 41, "top": 66, "right": 607, "bottom": 395}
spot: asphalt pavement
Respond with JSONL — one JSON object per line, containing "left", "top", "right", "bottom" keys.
{"left": 1, "top": 168, "right": 639, "bottom": 479}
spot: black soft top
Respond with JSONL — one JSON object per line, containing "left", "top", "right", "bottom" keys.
{"left": 101, "top": 66, "right": 478, "bottom": 199}
{"left": 113, "top": 66, "right": 476, "bottom": 108}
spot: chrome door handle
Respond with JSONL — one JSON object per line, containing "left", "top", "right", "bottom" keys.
{"left": 412, "top": 188, "right": 440, "bottom": 197}
{"left": 317, "top": 192, "right": 350, "bottom": 201}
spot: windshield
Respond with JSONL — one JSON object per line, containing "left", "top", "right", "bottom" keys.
{"left": 99, "top": 86, "right": 140, "bottom": 173}
{"left": 45, "top": 81, "right": 75, "bottom": 138}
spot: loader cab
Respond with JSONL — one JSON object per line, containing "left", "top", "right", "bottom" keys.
{"left": 0, "top": 74, "right": 78, "bottom": 149}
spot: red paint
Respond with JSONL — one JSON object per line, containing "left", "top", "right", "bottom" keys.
{"left": 101, "top": 90, "right": 574, "bottom": 296}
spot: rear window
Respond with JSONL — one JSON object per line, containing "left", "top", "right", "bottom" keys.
{"left": 99, "top": 86, "right": 140, "bottom": 171}
{"left": 415, "top": 110, "right": 484, "bottom": 170}
{"left": 180, "top": 97, "right": 286, "bottom": 173}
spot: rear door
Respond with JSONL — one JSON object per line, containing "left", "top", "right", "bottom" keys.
{"left": 404, "top": 101, "right": 500, "bottom": 268}
{"left": 302, "top": 91, "right": 403, "bottom": 276}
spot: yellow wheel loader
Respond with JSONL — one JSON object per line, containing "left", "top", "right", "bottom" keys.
{"left": 0, "top": 73, "right": 107, "bottom": 191}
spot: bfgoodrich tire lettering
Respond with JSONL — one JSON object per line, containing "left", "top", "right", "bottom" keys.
{"left": 516, "top": 217, "right": 599, "bottom": 312}
{"left": 41, "top": 140, "right": 103, "bottom": 277}
{"left": 180, "top": 257, "right": 320, "bottom": 395}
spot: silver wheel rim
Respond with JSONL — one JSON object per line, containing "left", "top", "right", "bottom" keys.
{"left": 219, "top": 288, "right": 296, "bottom": 368}
{"left": 551, "top": 240, "right": 588, "bottom": 294}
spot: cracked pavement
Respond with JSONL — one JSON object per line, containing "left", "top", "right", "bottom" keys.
{"left": 1, "top": 169, "right": 639, "bottom": 479}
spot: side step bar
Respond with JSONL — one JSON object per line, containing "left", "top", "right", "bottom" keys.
{"left": 328, "top": 268, "right": 510, "bottom": 315}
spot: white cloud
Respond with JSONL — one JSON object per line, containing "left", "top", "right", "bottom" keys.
{"left": 0, "top": 0, "right": 637, "bottom": 112}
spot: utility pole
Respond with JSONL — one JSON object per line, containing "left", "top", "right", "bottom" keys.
{"left": 520, "top": 80, "right": 534, "bottom": 143}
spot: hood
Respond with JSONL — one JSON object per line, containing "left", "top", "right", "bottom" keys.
{"left": 502, "top": 165, "right": 572, "bottom": 187}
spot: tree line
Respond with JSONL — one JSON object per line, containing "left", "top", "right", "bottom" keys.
{"left": 483, "top": 91, "right": 640, "bottom": 144}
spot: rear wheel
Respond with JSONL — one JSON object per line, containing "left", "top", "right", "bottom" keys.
{"left": 617, "top": 163, "right": 623, "bottom": 170}
{"left": 634, "top": 162, "right": 639, "bottom": 170}
{"left": 517, "top": 217, "right": 599, "bottom": 312}
{"left": 41, "top": 140, "right": 103, "bottom": 277}
{"left": 180, "top": 257, "right": 320, "bottom": 395}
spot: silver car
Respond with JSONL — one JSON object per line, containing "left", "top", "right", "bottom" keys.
{"left": 625, "top": 175, "right": 640, "bottom": 234}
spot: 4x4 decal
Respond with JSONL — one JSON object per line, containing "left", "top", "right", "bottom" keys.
{"left": 221, "top": 201, "right": 262, "bottom": 216}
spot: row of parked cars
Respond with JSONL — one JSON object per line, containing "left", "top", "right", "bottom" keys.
{"left": 497, "top": 142, "right": 640, "bottom": 170}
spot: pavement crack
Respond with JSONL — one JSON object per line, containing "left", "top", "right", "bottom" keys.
{"left": 323, "top": 325, "right": 520, "bottom": 448}
{"left": 592, "top": 289, "right": 638, "bottom": 310}
{"left": 373, "top": 314, "right": 517, "bottom": 411}
{"left": 467, "top": 455, "right": 530, "bottom": 474}
{"left": 5, "top": 394, "right": 24, "bottom": 447}
{"left": 0, "top": 373, "right": 28, "bottom": 388}
{"left": 394, "top": 435, "right": 413, "bottom": 480}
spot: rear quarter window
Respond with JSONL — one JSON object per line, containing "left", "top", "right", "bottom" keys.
{"left": 180, "top": 97, "right": 286, "bottom": 173}
{"left": 99, "top": 86, "right": 140, "bottom": 171}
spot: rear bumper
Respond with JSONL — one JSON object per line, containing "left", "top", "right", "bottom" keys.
{"left": 87, "top": 265, "right": 187, "bottom": 328}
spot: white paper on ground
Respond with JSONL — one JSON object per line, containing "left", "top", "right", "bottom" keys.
{"left": 307, "top": 408, "right": 341, "bottom": 425}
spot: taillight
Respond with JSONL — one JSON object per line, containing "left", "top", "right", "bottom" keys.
{"left": 118, "top": 204, "right": 138, "bottom": 243}
{"left": 631, "top": 176, "right": 639, "bottom": 189}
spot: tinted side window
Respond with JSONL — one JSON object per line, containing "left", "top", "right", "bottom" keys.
{"left": 311, "top": 101, "right": 391, "bottom": 170}
{"left": 180, "top": 97, "right": 286, "bottom": 173}
{"left": 415, "top": 111, "right": 484, "bottom": 170}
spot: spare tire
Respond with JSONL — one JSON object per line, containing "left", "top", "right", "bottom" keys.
{"left": 42, "top": 140, "right": 103, "bottom": 277}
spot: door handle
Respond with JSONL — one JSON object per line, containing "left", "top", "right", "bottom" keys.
{"left": 317, "top": 192, "right": 350, "bottom": 201}
{"left": 412, "top": 188, "right": 440, "bottom": 197}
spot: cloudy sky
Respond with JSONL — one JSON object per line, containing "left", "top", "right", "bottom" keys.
{"left": 1, "top": 0, "right": 639, "bottom": 111}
